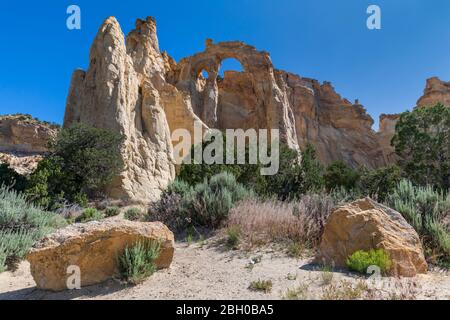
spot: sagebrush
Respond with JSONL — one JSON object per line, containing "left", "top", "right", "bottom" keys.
{"left": 0, "top": 186, "right": 66, "bottom": 272}
{"left": 117, "top": 240, "right": 161, "bottom": 284}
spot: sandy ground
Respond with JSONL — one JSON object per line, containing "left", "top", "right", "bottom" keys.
{"left": 1, "top": 238, "right": 449, "bottom": 300}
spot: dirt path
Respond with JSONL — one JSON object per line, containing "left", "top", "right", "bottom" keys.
{"left": 1, "top": 239, "right": 449, "bottom": 300}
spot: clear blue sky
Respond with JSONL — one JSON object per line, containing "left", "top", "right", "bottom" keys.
{"left": 1, "top": 0, "right": 449, "bottom": 129}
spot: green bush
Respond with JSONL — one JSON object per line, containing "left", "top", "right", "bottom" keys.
{"left": 166, "top": 179, "right": 192, "bottom": 196}
{"left": 359, "top": 165, "right": 402, "bottom": 202}
{"left": 392, "top": 103, "right": 450, "bottom": 190}
{"left": 177, "top": 132, "right": 264, "bottom": 190}
{"left": 264, "top": 143, "right": 324, "bottom": 200}
{"left": 26, "top": 124, "right": 124, "bottom": 209}
{"left": 248, "top": 279, "right": 273, "bottom": 293}
{"left": 183, "top": 172, "right": 253, "bottom": 228}
{"left": 0, "top": 164, "right": 27, "bottom": 192}
{"left": 117, "top": 240, "right": 161, "bottom": 284}
{"left": 75, "top": 208, "right": 104, "bottom": 223}
{"left": 104, "top": 206, "right": 120, "bottom": 217}
{"left": 178, "top": 139, "right": 325, "bottom": 200}
{"left": 330, "top": 186, "right": 362, "bottom": 204}
{"left": 346, "top": 249, "right": 392, "bottom": 275}
{"left": 226, "top": 226, "right": 241, "bottom": 250}
{"left": 324, "top": 161, "right": 359, "bottom": 191}
{"left": 0, "top": 186, "right": 66, "bottom": 271}
{"left": 386, "top": 180, "right": 450, "bottom": 264}
{"left": 149, "top": 172, "right": 252, "bottom": 231}
{"left": 124, "top": 208, "right": 143, "bottom": 221}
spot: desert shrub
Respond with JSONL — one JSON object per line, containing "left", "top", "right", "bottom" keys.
{"left": 166, "top": 179, "right": 192, "bottom": 197}
{"left": 117, "top": 240, "right": 161, "bottom": 284}
{"left": 287, "top": 242, "right": 305, "bottom": 258}
{"left": 264, "top": 143, "right": 324, "bottom": 200}
{"left": 177, "top": 133, "right": 263, "bottom": 188}
{"left": 346, "top": 249, "right": 392, "bottom": 275}
{"left": 0, "top": 186, "right": 66, "bottom": 271}
{"left": 104, "top": 206, "right": 120, "bottom": 217}
{"left": 124, "top": 208, "right": 143, "bottom": 221}
{"left": 392, "top": 103, "right": 450, "bottom": 190}
{"left": 227, "top": 194, "right": 335, "bottom": 249}
{"left": 329, "top": 186, "right": 362, "bottom": 204}
{"left": 0, "top": 230, "right": 35, "bottom": 271}
{"left": 320, "top": 265, "right": 334, "bottom": 286}
{"left": 225, "top": 226, "right": 241, "bottom": 250}
{"left": 25, "top": 157, "right": 67, "bottom": 209}
{"left": 283, "top": 284, "right": 310, "bottom": 300}
{"left": 150, "top": 173, "right": 252, "bottom": 231}
{"left": 321, "top": 280, "right": 370, "bottom": 300}
{"left": 178, "top": 136, "right": 324, "bottom": 200}
{"left": 248, "top": 279, "right": 273, "bottom": 293}
{"left": 148, "top": 186, "right": 187, "bottom": 232}
{"left": 358, "top": 165, "right": 402, "bottom": 202}
{"left": 26, "top": 124, "right": 124, "bottom": 210}
{"left": 386, "top": 180, "right": 450, "bottom": 264}
{"left": 75, "top": 208, "right": 104, "bottom": 223}
{"left": 0, "top": 164, "right": 27, "bottom": 192}
{"left": 324, "top": 161, "right": 359, "bottom": 191}
{"left": 184, "top": 172, "right": 253, "bottom": 228}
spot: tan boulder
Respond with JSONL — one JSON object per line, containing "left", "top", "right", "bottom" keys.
{"left": 317, "top": 198, "right": 427, "bottom": 277}
{"left": 27, "top": 219, "right": 174, "bottom": 291}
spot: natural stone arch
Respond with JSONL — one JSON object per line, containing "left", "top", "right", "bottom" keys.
{"left": 174, "top": 40, "right": 275, "bottom": 128}
{"left": 218, "top": 57, "right": 245, "bottom": 78}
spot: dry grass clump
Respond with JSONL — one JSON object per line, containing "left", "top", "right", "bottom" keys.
{"left": 226, "top": 194, "right": 335, "bottom": 249}
{"left": 248, "top": 279, "right": 273, "bottom": 293}
{"left": 321, "top": 280, "right": 370, "bottom": 300}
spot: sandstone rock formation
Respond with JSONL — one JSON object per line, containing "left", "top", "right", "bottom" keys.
{"left": 0, "top": 114, "right": 58, "bottom": 154}
{"left": 27, "top": 219, "right": 174, "bottom": 291}
{"left": 0, "top": 153, "right": 43, "bottom": 176}
{"left": 0, "top": 114, "right": 58, "bottom": 175}
{"left": 317, "top": 198, "right": 428, "bottom": 277}
{"left": 63, "top": 16, "right": 450, "bottom": 202}
{"left": 64, "top": 17, "right": 178, "bottom": 203}
{"left": 417, "top": 77, "right": 450, "bottom": 107}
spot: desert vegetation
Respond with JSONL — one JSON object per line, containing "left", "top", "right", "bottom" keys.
{"left": 0, "top": 103, "right": 449, "bottom": 299}
{"left": 149, "top": 103, "right": 450, "bottom": 271}
{"left": 0, "top": 186, "right": 66, "bottom": 272}
{"left": 117, "top": 240, "right": 161, "bottom": 285}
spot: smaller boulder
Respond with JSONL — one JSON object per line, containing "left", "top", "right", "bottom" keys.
{"left": 27, "top": 219, "right": 174, "bottom": 291}
{"left": 317, "top": 198, "right": 427, "bottom": 277}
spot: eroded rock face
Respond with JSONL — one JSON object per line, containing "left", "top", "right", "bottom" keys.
{"left": 27, "top": 219, "right": 174, "bottom": 291}
{"left": 64, "top": 17, "right": 176, "bottom": 203}
{"left": 275, "top": 72, "right": 385, "bottom": 168}
{"left": 64, "top": 16, "right": 450, "bottom": 203}
{"left": 168, "top": 40, "right": 389, "bottom": 168}
{"left": 0, "top": 115, "right": 58, "bottom": 175}
{"left": 317, "top": 198, "right": 428, "bottom": 277}
{"left": 0, "top": 115, "right": 57, "bottom": 154}
{"left": 417, "top": 77, "right": 450, "bottom": 107}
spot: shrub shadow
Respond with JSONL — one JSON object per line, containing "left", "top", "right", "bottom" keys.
{"left": 0, "top": 279, "right": 129, "bottom": 300}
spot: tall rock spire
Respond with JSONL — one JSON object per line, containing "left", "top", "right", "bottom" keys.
{"left": 64, "top": 16, "right": 175, "bottom": 204}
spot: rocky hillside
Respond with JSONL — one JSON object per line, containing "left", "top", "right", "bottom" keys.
{"left": 0, "top": 114, "right": 58, "bottom": 175}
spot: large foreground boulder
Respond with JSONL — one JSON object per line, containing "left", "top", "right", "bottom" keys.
{"left": 317, "top": 198, "right": 427, "bottom": 277}
{"left": 27, "top": 219, "right": 174, "bottom": 291}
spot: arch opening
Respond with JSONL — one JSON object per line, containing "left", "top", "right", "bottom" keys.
{"left": 196, "top": 69, "right": 209, "bottom": 92}
{"left": 218, "top": 58, "right": 244, "bottom": 80}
